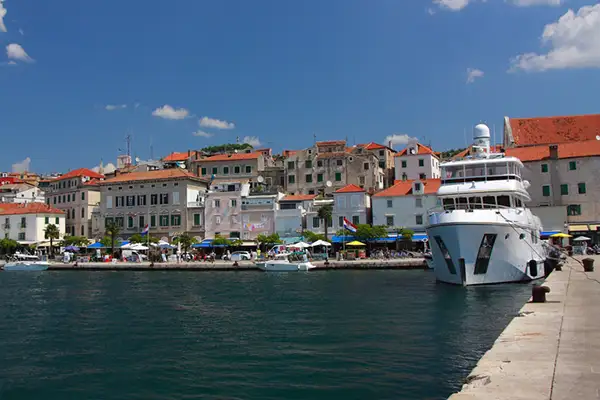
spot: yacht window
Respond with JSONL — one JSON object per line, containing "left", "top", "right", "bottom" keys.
{"left": 497, "top": 195, "right": 510, "bottom": 208}
{"left": 514, "top": 198, "right": 522, "bottom": 207}
{"left": 469, "top": 197, "right": 482, "bottom": 209}
{"left": 488, "top": 167, "right": 495, "bottom": 176}
{"left": 483, "top": 196, "right": 496, "bottom": 208}
{"left": 434, "top": 236, "right": 456, "bottom": 275}
{"left": 443, "top": 198, "right": 455, "bottom": 210}
{"left": 474, "top": 234, "right": 497, "bottom": 275}
{"left": 457, "top": 197, "right": 468, "bottom": 209}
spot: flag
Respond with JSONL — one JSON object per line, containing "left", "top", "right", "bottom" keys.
{"left": 141, "top": 224, "right": 149, "bottom": 236}
{"left": 343, "top": 217, "right": 357, "bottom": 233}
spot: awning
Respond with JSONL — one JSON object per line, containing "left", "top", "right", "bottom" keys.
{"left": 241, "top": 241, "right": 257, "bottom": 247}
{"left": 540, "top": 231, "right": 561, "bottom": 237}
{"left": 588, "top": 225, "right": 600, "bottom": 231}
{"left": 568, "top": 224, "right": 589, "bottom": 231}
{"left": 192, "top": 239, "right": 213, "bottom": 248}
{"left": 88, "top": 242, "right": 105, "bottom": 249}
{"left": 331, "top": 234, "right": 428, "bottom": 243}
{"left": 281, "top": 236, "right": 303, "bottom": 245}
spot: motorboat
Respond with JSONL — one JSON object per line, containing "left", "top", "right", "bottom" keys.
{"left": 426, "top": 123, "right": 547, "bottom": 286}
{"left": 3, "top": 252, "right": 50, "bottom": 271}
{"left": 255, "top": 252, "right": 316, "bottom": 272}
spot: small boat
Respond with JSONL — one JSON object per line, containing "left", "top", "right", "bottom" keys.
{"left": 255, "top": 252, "right": 316, "bottom": 272}
{"left": 424, "top": 252, "right": 434, "bottom": 269}
{"left": 3, "top": 253, "right": 50, "bottom": 271}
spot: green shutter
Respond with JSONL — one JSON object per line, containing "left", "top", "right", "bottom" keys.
{"left": 401, "top": 160, "right": 407, "bottom": 168}
{"left": 194, "top": 214, "right": 201, "bottom": 226}
{"left": 201, "top": 168, "right": 207, "bottom": 175}
{"left": 55, "top": 217, "right": 59, "bottom": 224}
{"left": 335, "top": 172, "right": 342, "bottom": 181}
{"left": 151, "top": 215, "right": 156, "bottom": 227}
{"left": 541, "top": 164, "right": 548, "bottom": 173}
{"left": 560, "top": 184, "right": 569, "bottom": 195}
{"left": 578, "top": 183, "right": 586, "bottom": 194}
{"left": 569, "top": 161, "right": 576, "bottom": 170}
{"left": 317, "top": 174, "right": 323, "bottom": 182}
{"left": 542, "top": 185, "right": 550, "bottom": 197}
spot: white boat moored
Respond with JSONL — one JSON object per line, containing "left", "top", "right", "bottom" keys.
{"left": 255, "top": 252, "right": 316, "bottom": 272}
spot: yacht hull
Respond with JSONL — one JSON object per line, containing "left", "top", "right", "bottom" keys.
{"left": 256, "top": 261, "right": 316, "bottom": 272}
{"left": 3, "top": 262, "right": 50, "bottom": 271}
{"left": 427, "top": 222, "right": 546, "bottom": 286}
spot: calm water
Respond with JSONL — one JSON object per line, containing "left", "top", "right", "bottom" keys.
{"left": 0, "top": 270, "right": 531, "bottom": 400}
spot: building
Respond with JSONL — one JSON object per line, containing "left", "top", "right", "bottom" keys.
{"left": 332, "top": 184, "right": 371, "bottom": 234}
{"left": 356, "top": 142, "right": 397, "bottom": 188}
{"left": 45, "top": 168, "right": 104, "bottom": 238}
{"left": 284, "top": 140, "right": 384, "bottom": 196}
{"left": 204, "top": 181, "right": 245, "bottom": 240}
{"left": 6, "top": 172, "right": 41, "bottom": 186}
{"left": 506, "top": 141, "right": 600, "bottom": 240}
{"left": 0, "top": 182, "right": 45, "bottom": 204}
{"left": 394, "top": 141, "right": 441, "bottom": 181}
{"left": 98, "top": 169, "right": 209, "bottom": 241}
{"left": 371, "top": 179, "right": 441, "bottom": 233}
{"left": 191, "top": 152, "right": 269, "bottom": 186}
{"left": 241, "top": 189, "right": 284, "bottom": 240}
{"left": 162, "top": 151, "right": 198, "bottom": 169}
{"left": 275, "top": 194, "right": 315, "bottom": 240}
{"left": 0, "top": 202, "right": 66, "bottom": 245}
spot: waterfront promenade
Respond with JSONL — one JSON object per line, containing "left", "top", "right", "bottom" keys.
{"left": 449, "top": 255, "right": 600, "bottom": 400}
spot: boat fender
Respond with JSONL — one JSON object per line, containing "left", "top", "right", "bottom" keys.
{"left": 531, "top": 285, "right": 550, "bottom": 303}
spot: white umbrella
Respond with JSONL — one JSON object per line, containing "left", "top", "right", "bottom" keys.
{"left": 131, "top": 244, "right": 149, "bottom": 251}
{"left": 121, "top": 243, "right": 133, "bottom": 249}
{"left": 290, "top": 241, "right": 311, "bottom": 249}
{"left": 310, "top": 239, "right": 332, "bottom": 247}
{"left": 573, "top": 236, "right": 591, "bottom": 241}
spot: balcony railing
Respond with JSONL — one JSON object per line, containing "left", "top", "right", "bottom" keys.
{"left": 20, "top": 223, "right": 27, "bottom": 229}
{"left": 2, "top": 224, "right": 10, "bottom": 229}
{"left": 187, "top": 201, "right": 205, "bottom": 208}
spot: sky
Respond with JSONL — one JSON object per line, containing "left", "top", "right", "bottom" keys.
{"left": 1, "top": 0, "right": 600, "bottom": 174}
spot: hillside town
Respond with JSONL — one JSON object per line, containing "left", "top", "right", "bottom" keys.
{"left": 1, "top": 112, "right": 600, "bottom": 254}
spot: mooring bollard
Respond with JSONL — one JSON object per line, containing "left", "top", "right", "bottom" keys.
{"left": 532, "top": 285, "right": 551, "bottom": 303}
{"left": 582, "top": 258, "right": 594, "bottom": 272}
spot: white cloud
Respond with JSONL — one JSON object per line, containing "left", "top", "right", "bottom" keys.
{"left": 199, "top": 116, "right": 235, "bottom": 130}
{"left": 91, "top": 162, "right": 116, "bottom": 175}
{"left": 19, "top": 28, "right": 24, "bottom": 35}
{"left": 511, "top": 0, "right": 562, "bottom": 6}
{"left": 152, "top": 104, "right": 190, "bottom": 120}
{"left": 509, "top": 4, "right": 600, "bottom": 72}
{"left": 193, "top": 130, "right": 213, "bottom": 138}
{"left": 466, "top": 68, "right": 484, "bottom": 83}
{"left": 6, "top": 43, "right": 34, "bottom": 63}
{"left": 0, "top": 0, "right": 7, "bottom": 32}
{"left": 433, "top": 0, "right": 472, "bottom": 11}
{"left": 105, "top": 104, "right": 127, "bottom": 111}
{"left": 12, "top": 157, "right": 31, "bottom": 173}
{"left": 242, "top": 136, "right": 261, "bottom": 147}
{"left": 384, "top": 134, "right": 418, "bottom": 147}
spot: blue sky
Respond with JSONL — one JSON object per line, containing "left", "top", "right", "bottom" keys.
{"left": 1, "top": 0, "right": 599, "bottom": 173}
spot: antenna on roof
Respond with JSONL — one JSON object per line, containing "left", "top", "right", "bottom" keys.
{"left": 150, "top": 136, "right": 154, "bottom": 160}
{"left": 313, "top": 133, "right": 316, "bottom": 145}
{"left": 493, "top": 124, "right": 496, "bottom": 149}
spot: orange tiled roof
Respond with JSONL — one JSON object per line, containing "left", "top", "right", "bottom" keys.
{"left": 505, "top": 140, "right": 600, "bottom": 162}
{"left": 316, "top": 140, "right": 346, "bottom": 146}
{"left": 0, "top": 203, "right": 65, "bottom": 216}
{"left": 201, "top": 152, "right": 260, "bottom": 162}
{"left": 281, "top": 194, "right": 317, "bottom": 201}
{"left": 508, "top": 114, "right": 600, "bottom": 147}
{"left": 56, "top": 168, "right": 104, "bottom": 181}
{"left": 373, "top": 179, "right": 441, "bottom": 197}
{"left": 100, "top": 168, "right": 207, "bottom": 184}
{"left": 451, "top": 144, "right": 504, "bottom": 160}
{"left": 335, "top": 184, "right": 365, "bottom": 193}
{"left": 282, "top": 150, "right": 298, "bottom": 157}
{"left": 358, "top": 142, "right": 388, "bottom": 151}
{"left": 163, "top": 151, "right": 196, "bottom": 162}
{"left": 395, "top": 143, "right": 437, "bottom": 157}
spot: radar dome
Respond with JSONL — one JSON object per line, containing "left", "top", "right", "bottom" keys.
{"left": 473, "top": 123, "right": 490, "bottom": 140}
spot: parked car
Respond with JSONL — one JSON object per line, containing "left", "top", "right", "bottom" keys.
{"left": 229, "top": 251, "right": 251, "bottom": 261}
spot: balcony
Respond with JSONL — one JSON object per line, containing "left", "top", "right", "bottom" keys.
{"left": 20, "top": 223, "right": 27, "bottom": 229}
{"left": 2, "top": 224, "right": 10, "bottom": 229}
{"left": 187, "top": 201, "right": 205, "bottom": 208}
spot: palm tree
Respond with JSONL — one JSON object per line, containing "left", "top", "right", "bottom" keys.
{"left": 44, "top": 224, "right": 60, "bottom": 257}
{"left": 105, "top": 221, "right": 121, "bottom": 257}
{"left": 174, "top": 234, "right": 196, "bottom": 254}
{"left": 317, "top": 204, "right": 333, "bottom": 241}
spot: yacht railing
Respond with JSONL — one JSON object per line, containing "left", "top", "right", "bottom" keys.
{"left": 427, "top": 203, "right": 521, "bottom": 216}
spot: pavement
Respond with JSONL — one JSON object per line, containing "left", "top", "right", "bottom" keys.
{"left": 448, "top": 255, "right": 600, "bottom": 400}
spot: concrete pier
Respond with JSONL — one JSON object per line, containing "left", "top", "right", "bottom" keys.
{"left": 448, "top": 255, "right": 600, "bottom": 400}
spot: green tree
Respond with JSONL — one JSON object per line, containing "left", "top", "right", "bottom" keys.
{"left": 393, "top": 227, "right": 414, "bottom": 251}
{"left": 199, "top": 143, "right": 253, "bottom": 155}
{"left": 44, "top": 224, "right": 60, "bottom": 256}
{"left": 129, "top": 233, "right": 159, "bottom": 244}
{"left": 105, "top": 221, "right": 121, "bottom": 256}
{"left": 302, "top": 230, "right": 326, "bottom": 243}
{"left": 173, "top": 234, "right": 197, "bottom": 253}
{"left": 61, "top": 235, "right": 89, "bottom": 247}
{"left": 317, "top": 204, "right": 333, "bottom": 241}
{"left": 0, "top": 238, "right": 18, "bottom": 255}
{"left": 256, "top": 233, "right": 282, "bottom": 251}
{"left": 335, "top": 224, "right": 387, "bottom": 250}
{"left": 212, "top": 234, "right": 232, "bottom": 247}
{"left": 100, "top": 236, "right": 112, "bottom": 248}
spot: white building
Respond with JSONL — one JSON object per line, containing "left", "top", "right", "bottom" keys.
{"left": 372, "top": 179, "right": 441, "bottom": 233}
{"left": 332, "top": 184, "right": 370, "bottom": 234}
{"left": 394, "top": 141, "right": 441, "bottom": 182}
{"left": 241, "top": 190, "right": 285, "bottom": 240}
{"left": 0, "top": 183, "right": 45, "bottom": 204}
{"left": 205, "top": 181, "right": 245, "bottom": 240}
{"left": 276, "top": 194, "right": 316, "bottom": 240}
{"left": 0, "top": 203, "right": 66, "bottom": 245}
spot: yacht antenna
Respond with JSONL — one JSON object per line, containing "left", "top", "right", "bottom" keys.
{"left": 463, "top": 128, "right": 467, "bottom": 148}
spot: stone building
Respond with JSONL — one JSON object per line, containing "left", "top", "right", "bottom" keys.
{"left": 394, "top": 141, "right": 441, "bottom": 182}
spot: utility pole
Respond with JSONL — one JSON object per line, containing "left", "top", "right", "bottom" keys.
{"left": 125, "top": 134, "right": 132, "bottom": 166}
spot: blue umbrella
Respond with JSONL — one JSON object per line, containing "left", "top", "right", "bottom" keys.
{"left": 64, "top": 245, "right": 80, "bottom": 252}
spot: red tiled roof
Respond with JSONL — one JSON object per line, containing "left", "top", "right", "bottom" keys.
{"left": 56, "top": 168, "right": 104, "bottom": 180}
{"left": 201, "top": 152, "right": 260, "bottom": 162}
{"left": 101, "top": 168, "right": 207, "bottom": 184}
{"left": 163, "top": 151, "right": 195, "bottom": 162}
{"left": 83, "top": 179, "right": 101, "bottom": 187}
{"left": 316, "top": 140, "right": 346, "bottom": 146}
{"left": 0, "top": 203, "right": 65, "bottom": 216}
{"left": 508, "top": 114, "right": 600, "bottom": 147}
{"left": 395, "top": 143, "right": 438, "bottom": 157}
{"left": 358, "top": 142, "right": 388, "bottom": 151}
{"left": 505, "top": 140, "right": 600, "bottom": 162}
{"left": 373, "top": 179, "right": 441, "bottom": 197}
{"left": 335, "top": 184, "right": 365, "bottom": 193}
{"left": 282, "top": 150, "right": 298, "bottom": 157}
{"left": 281, "top": 194, "right": 317, "bottom": 202}
{"left": 451, "top": 144, "right": 504, "bottom": 160}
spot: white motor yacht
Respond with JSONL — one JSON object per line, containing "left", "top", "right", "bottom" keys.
{"left": 255, "top": 252, "right": 316, "bottom": 272}
{"left": 3, "top": 252, "right": 50, "bottom": 271}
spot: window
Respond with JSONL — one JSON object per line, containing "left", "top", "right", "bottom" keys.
{"left": 288, "top": 175, "right": 295, "bottom": 184}
{"left": 214, "top": 199, "right": 221, "bottom": 208}
{"left": 138, "top": 195, "right": 146, "bottom": 206}
{"left": 414, "top": 183, "right": 421, "bottom": 192}
{"left": 193, "top": 213, "right": 201, "bottom": 226}
{"left": 401, "top": 160, "right": 407, "bottom": 168}
{"left": 474, "top": 234, "right": 497, "bottom": 275}
{"left": 55, "top": 217, "right": 59, "bottom": 224}
{"left": 542, "top": 185, "right": 551, "bottom": 197}
{"left": 126, "top": 195, "right": 135, "bottom": 207}
{"left": 415, "top": 214, "right": 423, "bottom": 225}
{"left": 317, "top": 173, "right": 323, "bottom": 182}
{"left": 288, "top": 161, "right": 295, "bottom": 169}
{"left": 379, "top": 161, "right": 385, "bottom": 168}
{"left": 212, "top": 167, "right": 218, "bottom": 175}
{"left": 335, "top": 172, "right": 342, "bottom": 182}
{"left": 171, "top": 214, "right": 181, "bottom": 226}
{"left": 305, "top": 160, "right": 312, "bottom": 168}
{"left": 159, "top": 215, "right": 169, "bottom": 226}
{"left": 387, "top": 199, "right": 393, "bottom": 208}
{"left": 418, "top": 159, "right": 424, "bottom": 167}
{"left": 352, "top": 215, "right": 359, "bottom": 225}
{"left": 317, "top": 160, "right": 323, "bottom": 167}
{"left": 81, "top": 192, "right": 85, "bottom": 201}
{"left": 115, "top": 196, "right": 123, "bottom": 207}
{"left": 245, "top": 166, "right": 252, "bottom": 174}
{"left": 541, "top": 164, "right": 548, "bottom": 173}
{"left": 386, "top": 216, "right": 394, "bottom": 226}
{"left": 337, "top": 160, "right": 343, "bottom": 166}
{"left": 150, "top": 194, "right": 158, "bottom": 205}
{"left": 81, "top": 207, "right": 85, "bottom": 218}
{"left": 312, "top": 217, "right": 320, "bottom": 228}
{"left": 81, "top": 225, "right": 85, "bottom": 236}
{"left": 415, "top": 198, "right": 422, "bottom": 208}
{"left": 419, "top": 173, "right": 426, "bottom": 180}
{"left": 45, "top": 217, "right": 49, "bottom": 224}
{"left": 215, "top": 215, "right": 221, "bottom": 225}
{"left": 53, "top": 197, "right": 57, "bottom": 204}
{"left": 578, "top": 183, "right": 586, "bottom": 194}
{"left": 201, "top": 167, "right": 207, "bottom": 175}
{"left": 115, "top": 217, "right": 124, "bottom": 227}
{"left": 223, "top": 166, "right": 229, "bottom": 175}
{"left": 139, "top": 216, "right": 145, "bottom": 229}
{"left": 560, "top": 184, "right": 569, "bottom": 196}
{"left": 160, "top": 193, "right": 169, "bottom": 204}
{"left": 18, "top": 232, "right": 25, "bottom": 241}
{"left": 305, "top": 174, "right": 312, "bottom": 183}
{"left": 150, "top": 215, "right": 156, "bottom": 227}
{"left": 379, "top": 150, "right": 384, "bottom": 156}
{"left": 497, "top": 196, "right": 510, "bottom": 207}
{"left": 172, "top": 192, "right": 180, "bottom": 205}
{"left": 359, "top": 176, "right": 365, "bottom": 185}
{"left": 567, "top": 204, "right": 581, "bottom": 216}
{"left": 231, "top": 199, "right": 237, "bottom": 207}
{"left": 434, "top": 236, "right": 456, "bottom": 275}
{"left": 363, "top": 162, "right": 369, "bottom": 170}
{"left": 128, "top": 216, "right": 134, "bottom": 228}
{"left": 338, "top": 216, "right": 344, "bottom": 227}
{"left": 105, "top": 217, "right": 114, "bottom": 227}
{"left": 569, "top": 161, "right": 577, "bottom": 171}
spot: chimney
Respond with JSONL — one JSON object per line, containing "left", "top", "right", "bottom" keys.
{"left": 549, "top": 145, "right": 559, "bottom": 160}
{"left": 188, "top": 150, "right": 191, "bottom": 158}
